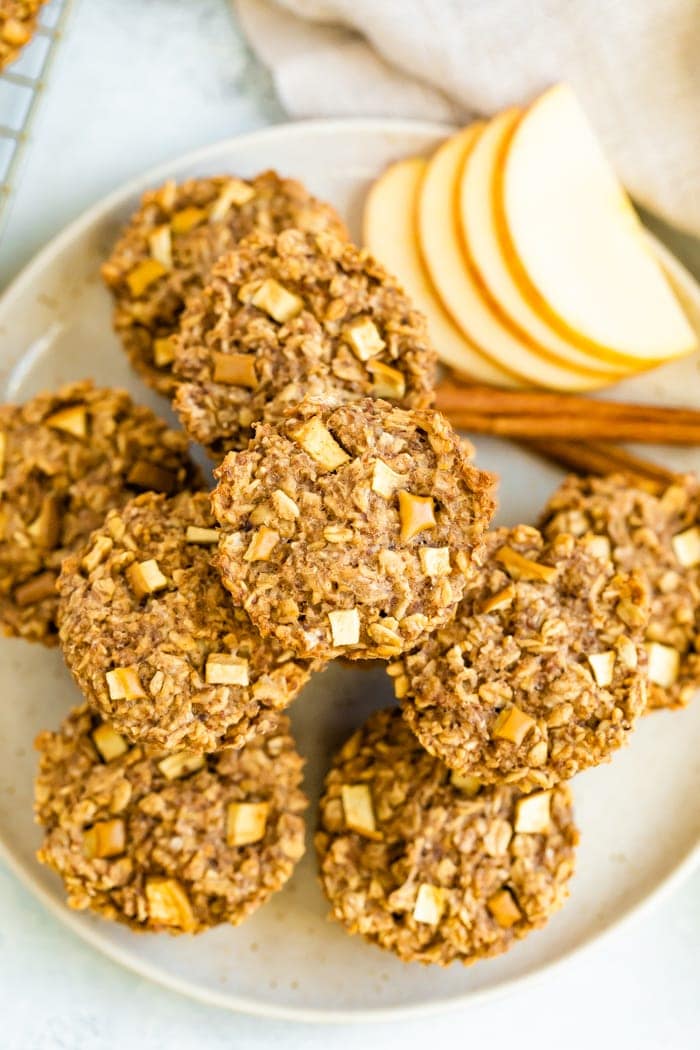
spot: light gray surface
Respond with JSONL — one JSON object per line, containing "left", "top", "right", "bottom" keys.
{"left": 0, "top": 1, "right": 697, "bottom": 1047}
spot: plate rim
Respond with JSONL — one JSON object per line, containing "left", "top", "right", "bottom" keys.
{"left": 1, "top": 115, "right": 699, "bottom": 1023}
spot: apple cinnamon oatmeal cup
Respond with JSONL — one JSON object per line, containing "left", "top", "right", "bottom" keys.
{"left": 540, "top": 473, "right": 700, "bottom": 710}
{"left": 211, "top": 396, "right": 496, "bottom": 662}
{"left": 101, "top": 172, "right": 349, "bottom": 395}
{"left": 316, "top": 708, "right": 578, "bottom": 966}
{"left": 172, "top": 228, "right": 437, "bottom": 458}
{"left": 0, "top": 380, "right": 201, "bottom": 646}
{"left": 392, "top": 524, "right": 649, "bottom": 791}
{"left": 0, "top": 0, "right": 45, "bottom": 70}
{"left": 57, "top": 491, "right": 321, "bottom": 752}
{"left": 35, "top": 705, "right": 307, "bottom": 933}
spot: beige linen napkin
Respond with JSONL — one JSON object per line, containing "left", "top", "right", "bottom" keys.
{"left": 234, "top": 0, "right": 700, "bottom": 239}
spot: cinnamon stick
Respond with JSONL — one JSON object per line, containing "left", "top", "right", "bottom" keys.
{"left": 521, "top": 439, "right": 683, "bottom": 494}
{"left": 436, "top": 381, "right": 700, "bottom": 428}
{"left": 441, "top": 410, "right": 700, "bottom": 444}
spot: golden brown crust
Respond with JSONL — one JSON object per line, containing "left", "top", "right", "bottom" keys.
{"left": 316, "top": 708, "right": 578, "bottom": 966}
{"left": 540, "top": 473, "right": 700, "bottom": 710}
{"left": 0, "top": 381, "right": 201, "bottom": 646}
{"left": 394, "top": 525, "right": 649, "bottom": 790}
{"left": 57, "top": 491, "right": 321, "bottom": 752}
{"left": 101, "top": 173, "right": 349, "bottom": 395}
{"left": 212, "top": 396, "right": 497, "bottom": 661}
{"left": 173, "top": 228, "right": 437, "bottom": 457}
{"left": 35, "top": 705, "right": 307, "bottom": 933}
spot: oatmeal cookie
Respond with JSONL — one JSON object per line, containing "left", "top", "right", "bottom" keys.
{"left": 212, "top": 396, "right": 496, "bottom": 662}
{"left": 57, "top": 491, "right": 319, "bottom": 752}
{"left": 101, "top": 172, "right": 349, "bottom": 395}
{"left": 540, "top": 473, "right": 700, "bottom": 710}
{"left": 0, "top": 1, "right": 44, "bottom": 70}
{"left": 316, "top": 708, "right": 578, "bottom": 966}
{"left": 35, "top": 705, "right": 307, "bottom": 933}
{"left": 172, "top": 228, "right": 437, "bottom": 457}
{"left": 0, "top": 380, "right": 200, "bottom": 646}
{"left": 393, "top": 525, "right": 649, "bottom": 791}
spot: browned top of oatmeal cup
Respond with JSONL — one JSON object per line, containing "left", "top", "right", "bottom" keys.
{"left": 539, "top": 472, "right": 700, "bottom": 711}
{"left": 57, "top": 491, "right": 320, "bottom": 752}
{"left": 172, "top": 228, "right": 437, "bottom": 458}
{"left": 0, "top": 1, "right": 45, "bottom": 70}
{"left": 211, "top": 396, "right": 497, "bottom": 662}
{"left": 393, "top": 524, "right": 650, "bottom": 792}
{"left": 35, "top": 704, "right": 307, "bottom": 933}
{"left": 316, "top": 708, "right": 578, "bottom": 966}
{"left": 101, "top": 172, "right": 349, "bottom": 395}
{"left": 0, "top": 380, "right": 201, "bottom": 647}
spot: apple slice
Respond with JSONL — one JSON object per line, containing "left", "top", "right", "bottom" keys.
{"left": 458, "top": 111, "right": 643, "bottom": 378}
{"left": 495, "top": 84, "right": 697, "bottom": 365}
{"left": 417, "top": 128, "right": 617, "bottom": 391}
{"left": 363, "top": 155, "right": 524, "bottom": 388}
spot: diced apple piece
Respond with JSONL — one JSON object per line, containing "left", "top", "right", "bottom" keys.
{"left": 363, "top": 155, "right": 523, "bottom": 388}
{"left": 205, "top": 654, "right": 250, "bottom": 687}
{"left": 83, "top": 819, "right": 126, "bottom": 859}
{"left": 227, "top": 801, "right": 269, "bottom": 846}
{"left": 148, "top": 225, "right": 172, "bottom": 269}
{"left": 185, "top": 526, "right": 219, "bottom": 545}
{"left": 672, "top": 526, "right": 700, "bottom": 568}
{"left": 496, "top": 84, "right": 697, "bottom": 365}
{"left": 587, "top": 650, "right": 616, "bottom": 688}
{"left": 419, "top": 547, "right": 450, "bottom": 577}
{"left": 291, "top": 417, "right": 349, "bottom": 472}
{"left": 413, "top": 883, "right": 446, "bottom": 925}
{"left": 244, "top": 526, "right": 279, "bottom": 562}
{"left": 492, "top": 705, "right": 535, "bottom": 746}
{"left": 212, "top": 351, "right": 258, "bottom": 388}
{"left": 645, "top": 642, "right": 680, "bottom": 688}
{"left": 487, "top": 888, "right": 521, "bottom": 928}
{"left": 170, "top": 207, "right": 206, "bottom": 234}
{"left": 328, "top": 608, "right": 360, "bottom": 647}
{"left": 250, "top": 279, "right": 303, "bottom": 323}
{"left": 482, "top": 584, "right": 515, "bottom": 614}
{"left": 450, "top": 771, "right": 481, "bottom": 796}
{"left": 158, "top": 751, "right": 206, "bottom": 780}
{"left": 145, "top": 877, "right": 195, "bottom": 931}
{"left": 496, "top": 546, "right": 557, "bottom": 583}
{"left": 398, "top": 492, "right": 435, "bottom": 542}
{"left": 126, "top": 558, "right": 168, "bottom": 600}
{"left": 341, "top": 783, "right": 379, "bottom": 839}
{"left": 344, "top": 317, "right": 385, "bottom": 361}
{"left": 46, "top": 404, "right": 88, "bottom": 439}
{"left": 514, "top": 790, "right": 551, "bottom": 833}
{"left": 106, "top": 666, "right": 146, "bottom": 701}
{"left": 92, "top": 723, "right": 129, "bottom": 763}
{"left": 366, "top": 359, "right": 406, "bottom": 400}
{"left": 371, "top": 459, "right": 405, "bottom": 499}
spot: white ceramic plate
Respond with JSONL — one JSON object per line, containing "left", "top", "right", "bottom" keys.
{"left": 1, "top": 118, "right": 699, "bottom": 1023}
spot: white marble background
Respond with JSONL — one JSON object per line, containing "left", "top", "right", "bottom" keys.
{"left": 0, "top": 2, "right": 697, "bottom": 1047}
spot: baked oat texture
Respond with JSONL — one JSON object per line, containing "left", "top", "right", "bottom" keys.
{"left": 0, "top": 0, "right": 44, "bottom": 70}
{"left": 35, "top": 704, "right": 307, "bottom": 933}
{"left": 57, "top": 491, "right": 320, "bottom": 752}
{"left": 540, "top": 473, "right": 700, "bottom": 710}
{"left": 316, "top": 708, "right": 578, "bottom": 966}
{"left": 172, "top": 228, "right": 437, "bottom": 457}
{"left": 394, "top": 524, "right": 649, "bottom": 791}
{"left": 0, "top": 380, "right": 200, "bottom": 646}
{"left": 212, "top": 396, "right": 496, "bottom": 662}
{"left": 101, "top": 172, "right": 349, "bottom": 395}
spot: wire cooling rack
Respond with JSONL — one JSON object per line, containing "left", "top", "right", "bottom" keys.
{"left": 0, "top": 0, "right": 73, "bottom": 235}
